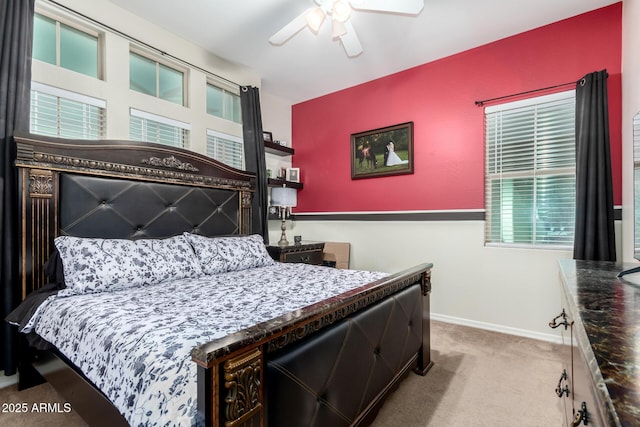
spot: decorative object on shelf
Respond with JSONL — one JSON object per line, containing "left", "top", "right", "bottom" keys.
{"left": 274, "top": 140, "right": 288, "bottom": 147}
{"left": 277, "top": 167, "right": 287, "bottom": 179}
{"left": 351, "top": 121, "right": 414, "bottom": 180}
{"left": 266, "top": 169, "right": 272, "bottom": 178}
{"left": 271, "top": 186, "right": 298, "bottom": 247}
{"left": 294, "top": 235, "right": 302, "bottom": 244}
{"left": 287, "top": 167, "right": 300, "bottom": 183}
{"left": 263, "top": 131, "right": 273, "bottom": 143}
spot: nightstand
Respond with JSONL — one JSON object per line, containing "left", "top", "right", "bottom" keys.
{"left": 267, "top": 241, "right": 325, "bottom": 265}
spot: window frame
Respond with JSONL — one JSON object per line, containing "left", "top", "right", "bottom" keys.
{"left": 206, "top": 129, "right": 244, "bottom": 170}
{"left": 32, "top": 10, "right": 103, "bottom": 80}
{"left": 30, "top": 81, "right": 107, "bottom": 139}
{"left": 129, "top": 48, "right": 188, "bottom": 107}
{"left": 484, "top": 90, "right": 577, "bottom": 250}
{"left": 206, "top": 80, "right": 242, "bottom": 124}
{"left": 129, "top": 108, "right": 191, "bottom": 149}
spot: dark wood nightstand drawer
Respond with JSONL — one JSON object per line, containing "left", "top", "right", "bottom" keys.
{"left": 267, "top": 242, "right": 325, "bottom": 265}
{"left": 281, "top": 249, "right": 324, "bottom": 265}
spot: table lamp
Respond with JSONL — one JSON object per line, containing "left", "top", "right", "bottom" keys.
{"left": 271, "top": 186, "right": 298, "bottom": 247}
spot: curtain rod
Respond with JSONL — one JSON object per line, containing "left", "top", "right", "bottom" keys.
{"left": 46, "top": 0, "right": 241, "bottom": 90}
{"left": 474, "top": 80, "right": 577, "bottom": 107}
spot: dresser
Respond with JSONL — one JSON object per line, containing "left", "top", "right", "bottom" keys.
{"left": 556, "top": 260, "right": 640, "bottom": 426}
{"left": 267, "top": 241, "right": 325, "bottom": 265}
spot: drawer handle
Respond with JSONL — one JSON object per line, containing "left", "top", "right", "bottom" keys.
{"left": 300, "top": 255, "right": 310, "bottom": 263}
{"left": 555, "top": 369, "right": 570, "bottom": 398}
{"left": 549, "top": 309, "right": 572, "bottom": 330}
{"left": 572, "top": 401, "right": 589, "bottom": 426}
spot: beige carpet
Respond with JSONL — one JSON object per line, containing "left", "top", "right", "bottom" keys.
{"left": 371, "top": 321, "right": 564, "bottom": 427}
{"left": 0, "top": 321, "right": 564, "bottom": 427}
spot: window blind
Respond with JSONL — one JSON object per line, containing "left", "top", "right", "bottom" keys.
{"left": 30, "top": 82, "right": 106, "bottom": 139}
{"left": 206, "top": 129, "right": 244, "bottom": 170}
{"left": 485, "top": 90, "right": 576, "bottom": 247}
{"left": 130, "top": 108, "right": 190, "bottom": 149}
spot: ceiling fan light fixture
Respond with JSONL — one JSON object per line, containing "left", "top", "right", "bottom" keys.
{"left": 331, "top": 19, "right": 347, "bottom": 38}
{"left": 332, "top": 0, "right": 351, "bottom": 23}
{"left": 305, "top": 7, "right": 325, "bottom": 33}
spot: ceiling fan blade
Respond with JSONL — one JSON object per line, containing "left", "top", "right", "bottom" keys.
{"left": 349, "top": 0, "right": 424, "bottom": 15}
{"left": 339, "top": 20, "right": 363, "bottom": 57}
{"left": 269, "top": 8, "right": 313, "bottom": 45}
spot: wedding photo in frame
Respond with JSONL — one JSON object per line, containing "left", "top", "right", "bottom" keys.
{"left": 351, "top": 122, "right": 414, "bottom": 179}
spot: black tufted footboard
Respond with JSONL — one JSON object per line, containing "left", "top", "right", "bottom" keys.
{"left": 266, "top": 283, "right": 423, "bottom": 427}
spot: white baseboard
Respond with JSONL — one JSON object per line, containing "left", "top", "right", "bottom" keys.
{"left": 432, "top": 313, "right": 563, "bottom": 345}
{"left": 0, "top": 371, "right": 17, "bottom": 389}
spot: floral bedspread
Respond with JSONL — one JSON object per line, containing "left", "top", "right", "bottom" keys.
{"left": 24, "top": 263, "right": 387, "bottom": 426}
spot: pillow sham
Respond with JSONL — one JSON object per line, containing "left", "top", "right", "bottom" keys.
{"left": 183, "top": 233, "right": 275, "bottom": 275}
{"left": 54, "top": 235, "right": 202, "bottom": 295}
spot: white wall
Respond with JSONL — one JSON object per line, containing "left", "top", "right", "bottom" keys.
{"left": 271, "top": 219, "right": 622, "bottom": 341}
{"left": 622, "top": 0, "right": 640, "bottom": 262}
{"left": 261, "top": 91, "right": 293, "bottom": 177}
{"left": 34, "top": 0, "right": 260, "bottom": 153}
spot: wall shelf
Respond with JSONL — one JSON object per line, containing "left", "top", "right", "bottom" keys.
{"left": 264, "top": 141, "right": 294, "bottom": 156}
{"left": 267, "top": 178, "right": 303, "bottom": 189}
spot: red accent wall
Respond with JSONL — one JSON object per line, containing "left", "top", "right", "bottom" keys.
{"left": 291, "top": 4, "right": 622, "bottom": 213}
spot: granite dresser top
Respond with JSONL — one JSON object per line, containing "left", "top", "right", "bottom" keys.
{"left": 558, "top": 259, "right": 640, "bottom": 427}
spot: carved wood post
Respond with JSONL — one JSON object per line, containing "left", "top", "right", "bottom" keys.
{"left": 415, "top": 269, "right": 433, "bottom": 375}
{"left": 240, "top": 191, "right": 253, "bottom": 235}
{"left": 223, "top": 347, "right": 263, "bottom": 427}
{"left": 20, "top": 168, "right": 56, "bottom": 298}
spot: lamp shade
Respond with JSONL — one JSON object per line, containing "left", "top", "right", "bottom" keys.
{"left": 271, "top": 187, "right": 297, "bottom": 207}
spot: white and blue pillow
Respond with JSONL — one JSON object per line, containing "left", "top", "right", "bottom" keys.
{"left": 54, "top": 235, "right": 202, "bottom": 295}
{"left": 182, "top": 233, "right": 275, "bottom": 275}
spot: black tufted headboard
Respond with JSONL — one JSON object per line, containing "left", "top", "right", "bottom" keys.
{"left": 14, "top": 132, "right": 256, "bottom": 298}
{"left": 58, "top": 174, "right": 242, "bottom": 239}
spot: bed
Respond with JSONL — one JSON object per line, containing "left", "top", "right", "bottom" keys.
{"left": 10, "top": 131, "right": 433, "bottom": 427}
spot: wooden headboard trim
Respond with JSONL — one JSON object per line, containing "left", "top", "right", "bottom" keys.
{"left": 14, "top": 132, "right": 256, "bottom": 298}
{"left": 14, "top": 132, "right": 255, "bottom": 191}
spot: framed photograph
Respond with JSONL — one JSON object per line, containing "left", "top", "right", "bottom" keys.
{"left": 287, "top": 167, "right": 300, "bottom": 183}
{"left": 263, "top": 131, "right": 273, "bottom": 143}
{"left": 351, "top": 122, "right": 414, "bottom": 179}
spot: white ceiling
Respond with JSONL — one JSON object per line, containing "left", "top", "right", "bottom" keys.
{"left": 106, "top": 0, "right": 619, "bottom": 104}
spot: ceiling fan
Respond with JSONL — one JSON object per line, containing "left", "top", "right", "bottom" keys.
{"left": 269, "top": 0, "right": 424, "bottom": 57}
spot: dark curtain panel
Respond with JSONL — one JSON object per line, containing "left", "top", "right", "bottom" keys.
{"left": 0, "top": 0, "right": 35, "bottom": 376}
{"left": 240, "top": 86, "right": 268, "bottom": 243}
{"left": 573, "top": 70, "right": 616, "bottom": 261}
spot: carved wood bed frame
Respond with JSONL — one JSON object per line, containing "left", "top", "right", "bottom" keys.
{"left": 14, "top": 131, "right": 433, "bottom": 427}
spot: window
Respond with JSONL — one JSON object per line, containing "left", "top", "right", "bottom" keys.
{"left": 206, "top": 82, "right": 241, "bottom": 123}
{"left": 485, "top": 90, "right": 576, "bottom": 248}
{"left": 33, "top": 13, "right": 99, "bottom": 79}
{"left": 130, "top": 52, "right": 184, "bottom": 105}
{"left": 30, "top": 82, "right": 106, "bottom": 139}
{"left": 130, "top": 109, "right": 190, "bottom": 149}
{"left": 206, "top": 130, "right": 244, "bottom": 169}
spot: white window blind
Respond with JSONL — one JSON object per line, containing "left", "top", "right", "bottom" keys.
{"left": 30, "top": 82, "right": 106, "bottom": 139}
{"left": 485, "top": 90, "right": 576, "bottom": 247}
{"left": 130, "top": 109, "right": 190, "bottom": 149}
{"left": 206, "top": 129, "right": 244, "bottom": 169}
